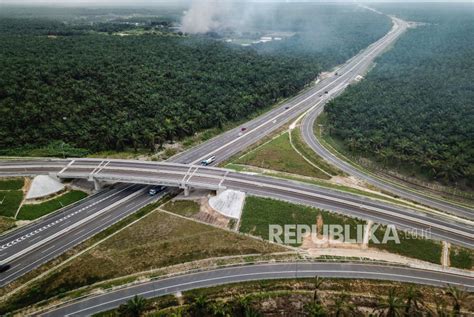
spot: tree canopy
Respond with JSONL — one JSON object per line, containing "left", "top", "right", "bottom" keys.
{"left": 325, "top": 4, "right": 473, "bottom": 187}
{"left": 0, "top": 4, "right": 390, "bottom": 156}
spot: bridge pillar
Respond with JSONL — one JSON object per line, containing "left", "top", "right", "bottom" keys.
{"left": 183, "top": 186, "right": 190, "bottom": 197}
{"left": 93, "top": 178, "right": 103, "bottom": 191}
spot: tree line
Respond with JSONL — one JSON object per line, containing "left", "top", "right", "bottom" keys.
{"left": 325, "top": 5, "right": 473, "bottom": 187}
{"left": 0, "top": 5, "right": 391, "bottom": 157}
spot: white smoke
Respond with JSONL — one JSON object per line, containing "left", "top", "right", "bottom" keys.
{"left": 181, "top": 0, "right": 230, "bottom": 34}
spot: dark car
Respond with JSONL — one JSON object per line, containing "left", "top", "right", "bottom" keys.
{"left": 149, "top": 186, "right": 165, "bottom": 196}
{"left": 241, "top": 127, "right": 247, "bottom": 132}
{"left": 0, "top": 264, "right": 11, "bottom": 273}
{"left": 285, "top": 106, "right": 290, "bottom": 110}
{"left": 324, "top": 91, "right": 329, "bottom": 94}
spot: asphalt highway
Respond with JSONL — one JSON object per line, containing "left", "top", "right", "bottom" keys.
{"left": 168, "top": 16, "right": 472, "bottom": 219}
{"left": 170, "top": 17, "right": 407, "bottom": 166}
{"left": 0, "top": 13, "right": 470, "bottom": 302}
{"left": 299, "top": 59, "right": 474, "bottom": 221}
{"left": 1, "top": 159, "right": 472, "bottom": 248}
{"left": 38, "top": 262, "right": 474, "bottom": 316}
{"left": 0, "top": 15, "right": 409, "bottom": 287}
{"left": 0, "top": 183, "right": 164, "bottom": 287}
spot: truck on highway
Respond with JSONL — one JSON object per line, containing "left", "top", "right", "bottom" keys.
{"left": 201, "top": 156, "right": 216, "bottom": 166}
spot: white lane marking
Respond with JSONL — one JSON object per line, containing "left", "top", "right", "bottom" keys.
{"left": 95, "top": 161, "right": 110, "bottom": 175}
{"left": 0, "top": 186, "right": 146, "bottom": 265}
{"left": 189, "top": 20, "right": 405, "bottom": 165}
{"left": 218, "top": 171, "right": 229, "bottom": 188}
{"left": 61, "top": 268, "right": 471, "bottom": 316}
{"left": 0, "top": 194, "right": 159, "bottom": 285}
{"left": 0, "top": 185, "right": 135, "bottom": 252}
{"left": 180, "top": 165, "right": 194, "bottom": 184}
{"left": 89, "top": 160, "right": 104, "bottom": 175}
{"left": 40, "top": 244, "right": 56, "bottom": 254}
{"left": 58, "top": 160, "right": 75, "bottom": 174}
{"left": 185, "top": 166, "right": 199, "bottom": 184}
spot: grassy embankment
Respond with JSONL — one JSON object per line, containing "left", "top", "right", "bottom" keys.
{"left": 162, "top": 200, "right": 201, "bottom": 217}
{"left": 230, "top": 131, "right": 432, "bottom": 211}
{"left": 235, "top": 132, "right": 333, "bottom": 180}
{"left": 0, "top": 178, "right": 24, "bottom": 233}
{"left": 0, "top": 208, "right": 283, "bottom": 314}
{"left": 449, "top": 246, "right": 473, "bottom": 270}
{"left": 0, "top": 178, "right": 24, "bottom": 219}
{"left": 17, "top": 190, "right": 88, "bottom": 220}
{"left": 240, "top": 196, "right": 443, "bottom": 264}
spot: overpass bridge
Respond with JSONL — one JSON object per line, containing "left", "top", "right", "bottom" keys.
{"left": 1, "top": 158, "right": 473, "bottom": 249}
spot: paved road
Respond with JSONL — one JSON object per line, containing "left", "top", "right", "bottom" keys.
{"left": 170, "top": 17, "right": 407, "bottom": 166}
{"left": 299, "top": 60, "right": 474, "bottom": 221}
{"left": 169, "top": 15, "right": 472, "bottom": 220}
{"left": 1, "top": 13, "right": 467, "bottom": 292}
{"left": 1, "top": 159, "right": 472, "bottom": 249}
{"left": 0, "top": 183, "right": 164, "bottom": 287}
{"left": 38, "top": 262, "right": 474, "bottom": 316}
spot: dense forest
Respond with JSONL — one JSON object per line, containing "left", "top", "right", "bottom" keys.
{"left": 325, "top": 4, "right": 473, "bottom": 186}
{"left": 0, "top": 4, "right": 390, "bottom": 156}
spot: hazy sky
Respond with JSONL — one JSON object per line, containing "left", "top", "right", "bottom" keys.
{"left": 1, "top": 0, "right": 473, "bottom": 5}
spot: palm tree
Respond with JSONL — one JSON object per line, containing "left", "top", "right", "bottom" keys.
{"left": 244, "top": 307, "right": 263, "bottom": 317}
{"left": 432, "top": 298, "right": 449, "bottom": 317}
{"left": 118, "top": 295, "right": 147, "bottom": 317}
{"left": 304, "top": 302, "right": 327, "bottom": 317}
{"left": 333, "top": 292, "right": 357, "bottom": 317}
{"left": 312, "top": 276, "right": 326, "bottom": 304}
{"left": 376, "top": 288, "right": 405, "bottom": 317}
{"left": 445, "top": 285, "right": 470, "bottom": 316}
{"left": 403, "top": 286, "right": 424, "bottom": 316}
{"left": 210, "top": 300, "right": 230, "bottom": 317}
{"left": 233, "top": 295, "right": 251, "bottom": 317}
{"left": 190, "top": 295, "right": 209, "bottom": 316}
{"left": 170, "top": 307, "right": 184, "bottom": 317}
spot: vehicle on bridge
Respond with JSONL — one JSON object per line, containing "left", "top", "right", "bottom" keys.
{"left": 201, "top": 156, "right": 216, "bottom": 166}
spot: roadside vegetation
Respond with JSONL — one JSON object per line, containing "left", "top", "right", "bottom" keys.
{"left": 0, "top": 178, "right": 24, "bottom": 190}
{"left": 449, "top": 246, "right": 473, "bottom": 270}
{"left": 0, "top": 209, "right": 283, "bottom": 313}
{"left": 229, "top": 131, "right": 433, "bottom": 211}
{"left": 240, "top": 196, "right": 365, "bottom": 246}
{"left": 290, "top": 127, "right": 341, "bottom": 176}
{"left": 96, "top": 278, "right": 473, "bottom": 316}
{"left": 324, "top": 4, "right": 474, "bottom": 189}
{"left": 236, "top": 132, "right": 331, "bottom": 179}
{"left": 162, "top": 199, "right": 200, "bottom": 217}
{"left": 0, "top": 178, "right": 24, "bottom": 218}
{"left": 16, "top": 190, "right": 87, "bottom": 220}
{"left": 0, "top": 216, "right": 16, "bottom": 234}
{"left": 0, "top": 190, "right": 23, "bottom": 218}
{"left": 370, "top": 225, "right": 442, "bottom": 264}
{"left": 0, "top": 4, "right": 390, "bottom": 157}
{"left": 241, "top": 196, "right": 446, "bottom": 265}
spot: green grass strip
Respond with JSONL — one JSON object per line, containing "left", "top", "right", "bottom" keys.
{"left": 0, "top": 178, "right": 24, "bottom": 191}
{"left": 17, "top": 191, "right": 88, "bottom": 220}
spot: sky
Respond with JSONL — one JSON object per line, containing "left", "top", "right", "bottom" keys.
{"left": 1, "top": 0, "right": 473, "bottom": 5}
